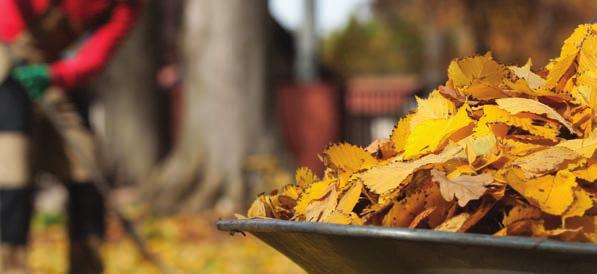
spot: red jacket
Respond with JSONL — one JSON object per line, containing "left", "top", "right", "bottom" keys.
{"left": 0, "top": 0, "right": 141, "bottom": 88}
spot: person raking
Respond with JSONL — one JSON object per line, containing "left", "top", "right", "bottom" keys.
{"left": 0, "top": 0, "right": 141, "bottom": 273}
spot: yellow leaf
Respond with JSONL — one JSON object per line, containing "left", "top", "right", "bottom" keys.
{"left": 563, "top": 189, "right": 593, "bottom": 220}
{"left": 404, "top": 105, "right": 473, "bottom": 160}
{"left": 295, "top": 167, "right": 318, "bottom": 188}
{"left": 280, "top": 184, "right": 299, "bottom": 200}
{"left": 323, "top": 143, "right": 377, "bottom": 189}
{"left": 336, "top": 181, "right": 363, "bottom": 213}
{"left": 495, "top": 97, "right": 579, "bottom": 135}
{"left": 474, "top": 105, "right": 560, "bottom": 140}
{"left": 567, "top": 105, "right": 593, "bottom": 136}
{"left": 579, "top": 35, "right": 597, "bottom": 73}
{"left": 571, "top": 85, "right": 597, "bottom": 112}
{"left": 464, "top": 133, "right": 498, "bottom": 164}
{"left": 295, "top": 179, "right": 333, "bottom": 215}
{"left": 390, "top": 116, "right": 411, "bottom": 153}
{"left": 323, "top": 143, "right": 376, "bottom": 172}
{"left": 409, "top": 90, "right": 456, "bottom": 130}
{"left": 464, "top": 80, "right": 509, "bottom": 100}
{"left": 577, "top": 70, "right": 597, "bottom": 87}
{"left": 304, "top": 184, "right": 338, "bottom": 222}
{"left": 557, "top": 135, "right": 597, "bottom": 158}
{"left": 448, "top": 53, "right": 507, "bottom": 89}
{"left": 546, "top": 53, "right": 577, "bottom": 90}
{"left": 247, "top": 195, "right": 268, "bottom": 218}
{"left": 430, "top": 169, "right": 493, "bottom": 207}
{"left": 509, "top": 146, "right": 581, "bottom": 179}
{"left": 504, "top": 78, "right": 535, "bottom": 96}
{"left": 446, "top": 165, "right": 476, "bottom": 180}
{"left": 323, "top": 211, "right": 362, "bottom": 225}
{"left": 509, "top": 170, "right": 577, "bottom": 216}
{"left": 500, "top": 138, "right": 546, "bottom": 157}
{"left": 365, "top": 138, "right": 397, "bottom": 160}
{"left": 509, "top": 60, "right": 546, "bottom": 90}
{"left": 359, "top": 143, "right": 466, "bottom": 194}
{"left": 545, "top": 24, "right": 590, "bottom": 89}
{"left": 559, "top": 24, "right": 593, "bottom": 59}
{"left": 573, "top": 164, "right": 597, "bottom": 182}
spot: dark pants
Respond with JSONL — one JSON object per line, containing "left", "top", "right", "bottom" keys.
{"left": 0, "top": 78, "right": 105, "bottom": 273}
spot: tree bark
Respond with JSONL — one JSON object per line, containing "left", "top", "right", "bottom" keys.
{"left": 93, "top": 0, "right": 162, "bottom": 186}
{"left": 144, "top": 0, "right": 270, "bottom": 214}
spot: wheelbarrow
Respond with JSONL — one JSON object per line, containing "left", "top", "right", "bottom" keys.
{"left": 217, "top": 219, "right": 597, "bottom": 274}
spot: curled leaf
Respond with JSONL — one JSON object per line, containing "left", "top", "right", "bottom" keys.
{"left": 431, "top": 169, "right": 493, "bottom": 207}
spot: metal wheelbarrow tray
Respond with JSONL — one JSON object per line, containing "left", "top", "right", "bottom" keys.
{"left": 217, "top": 219, "right": 597, "bottom": 274}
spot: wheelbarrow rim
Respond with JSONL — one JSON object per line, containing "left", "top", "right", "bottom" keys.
{"left": 217, "top": 219, "right": 597, "bottom": 255}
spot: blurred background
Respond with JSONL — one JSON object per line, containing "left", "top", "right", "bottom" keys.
{"left": 28, "top": 0, "right": 596, "bottom": 273}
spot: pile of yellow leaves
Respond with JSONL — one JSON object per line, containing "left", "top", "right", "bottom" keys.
{"left": 244, "top": 24, "right": 597, "bottom": 243}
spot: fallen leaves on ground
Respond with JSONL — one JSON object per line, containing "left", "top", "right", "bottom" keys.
{"left": 28, "top": 213, "right": 304, "bottom": 274}
{"left": 243, "top": 24, "right": 597, "bottom": 243}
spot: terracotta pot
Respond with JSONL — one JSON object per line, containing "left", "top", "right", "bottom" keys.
{"left": 277, "top": 82, "right": 341, "bottom": 175}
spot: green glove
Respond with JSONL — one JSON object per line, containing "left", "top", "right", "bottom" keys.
{"left": 11, "top": 64, "right": 51, "bottom": 101}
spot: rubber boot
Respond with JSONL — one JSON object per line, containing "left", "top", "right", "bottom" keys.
{"left": 0, "top": 188, "right": 33, "bottom": 274}
{"left": 67, "top": 184, "right": 105, "bottom": 274}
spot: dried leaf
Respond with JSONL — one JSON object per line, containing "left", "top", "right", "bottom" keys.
{"left": 404, "top": 105, "right": 473, "bottom": 159}
{"left": 573, "top": 164, "right": 597, "bottom": 182}
{"left": 323, "top": 143, "right": 377, "bottom": 172}
{"left": 474, "top": 105, "right": 560, "bottom": 141}
{"left": 509, "top": 60, "right": 546, "bottom": 89}
{"left": 557, "top": 136, "right": 597, "bottom": 158}
{"left": 247, "top": 195, "right": 268, "bottom": 218}
{"left": 408, "top": 207, "right": 436, "bottom": 229}
{"left": 382, "top": 179, "right": 446, "bottom": 227}
{"left": 359, "top": 143, "right": 466, "bottom": 194}
{"left": 503, "top": 203, "right": 542, "bottom": 226}
{"left": 495, "top": 97, "right": 579, "bottom": 135}
{"left": 336, "top": 181, "right": 363, "bottom": 213}
{"left": 324, "top": 211, "right": 362, "bottom": 225}
{"left": 509, "top": 146, "right": 581, "bottom": 179}
{"left": 546, "top": 54, "right": 577, "bottom": 90}
{"left": 304, "top": 185, "right": 338, "bottom": 222}
{"left": 448, "top": 53, "right": 507, "bottom": 89}
{"left": 295, "top": 167, "right": 318, "bottom": 188}
{"left": 563, "top": 188, "right": 593, "bottom": 220}
{"left": 409, "top": 91, "right": 456, "bottom": 129}
{"left": 295, "top": 180, "right": 334, "bottom": 215}
{"left": 435, "top": 213, "right": 471, "bottom": 232}
{"left": 509, "top": 170, "right": 577, "bottom": 216}
{"left": 464, "top": 80, "right": 509, "bottom": 100}
{"left": 431, "top": 169, "right": 493, "bottom": 207}
{"left": 365, "top": 138, "right": 397, "bottom": 160}
{"left": 391, "top": 116, "right": 411, "bottom": 153}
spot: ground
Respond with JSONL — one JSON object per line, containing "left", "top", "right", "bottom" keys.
{"left": 28, "top": 212, "right": 305, "bottom": 274}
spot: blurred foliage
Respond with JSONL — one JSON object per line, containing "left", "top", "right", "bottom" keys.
{"left": 322, "top": 17, "right": 423, "bottom": 78}
{"left": 28, "top": 213, "right": 304, "bottom": 274}
{"left": 324, "top": 0, "right": 597, "bottom": 79}
{"left": 388, "top": 0, "right": 597, "bottom": 65}
{"left": 458, "top": 0, "right": 597, "bottom": 67}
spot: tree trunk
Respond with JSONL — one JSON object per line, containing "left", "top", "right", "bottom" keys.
{"left": 144, "top": 0, "right": 270, "bottom": 214}
{"left": 93, "top": 0, "right": 162, "bottom": 186}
